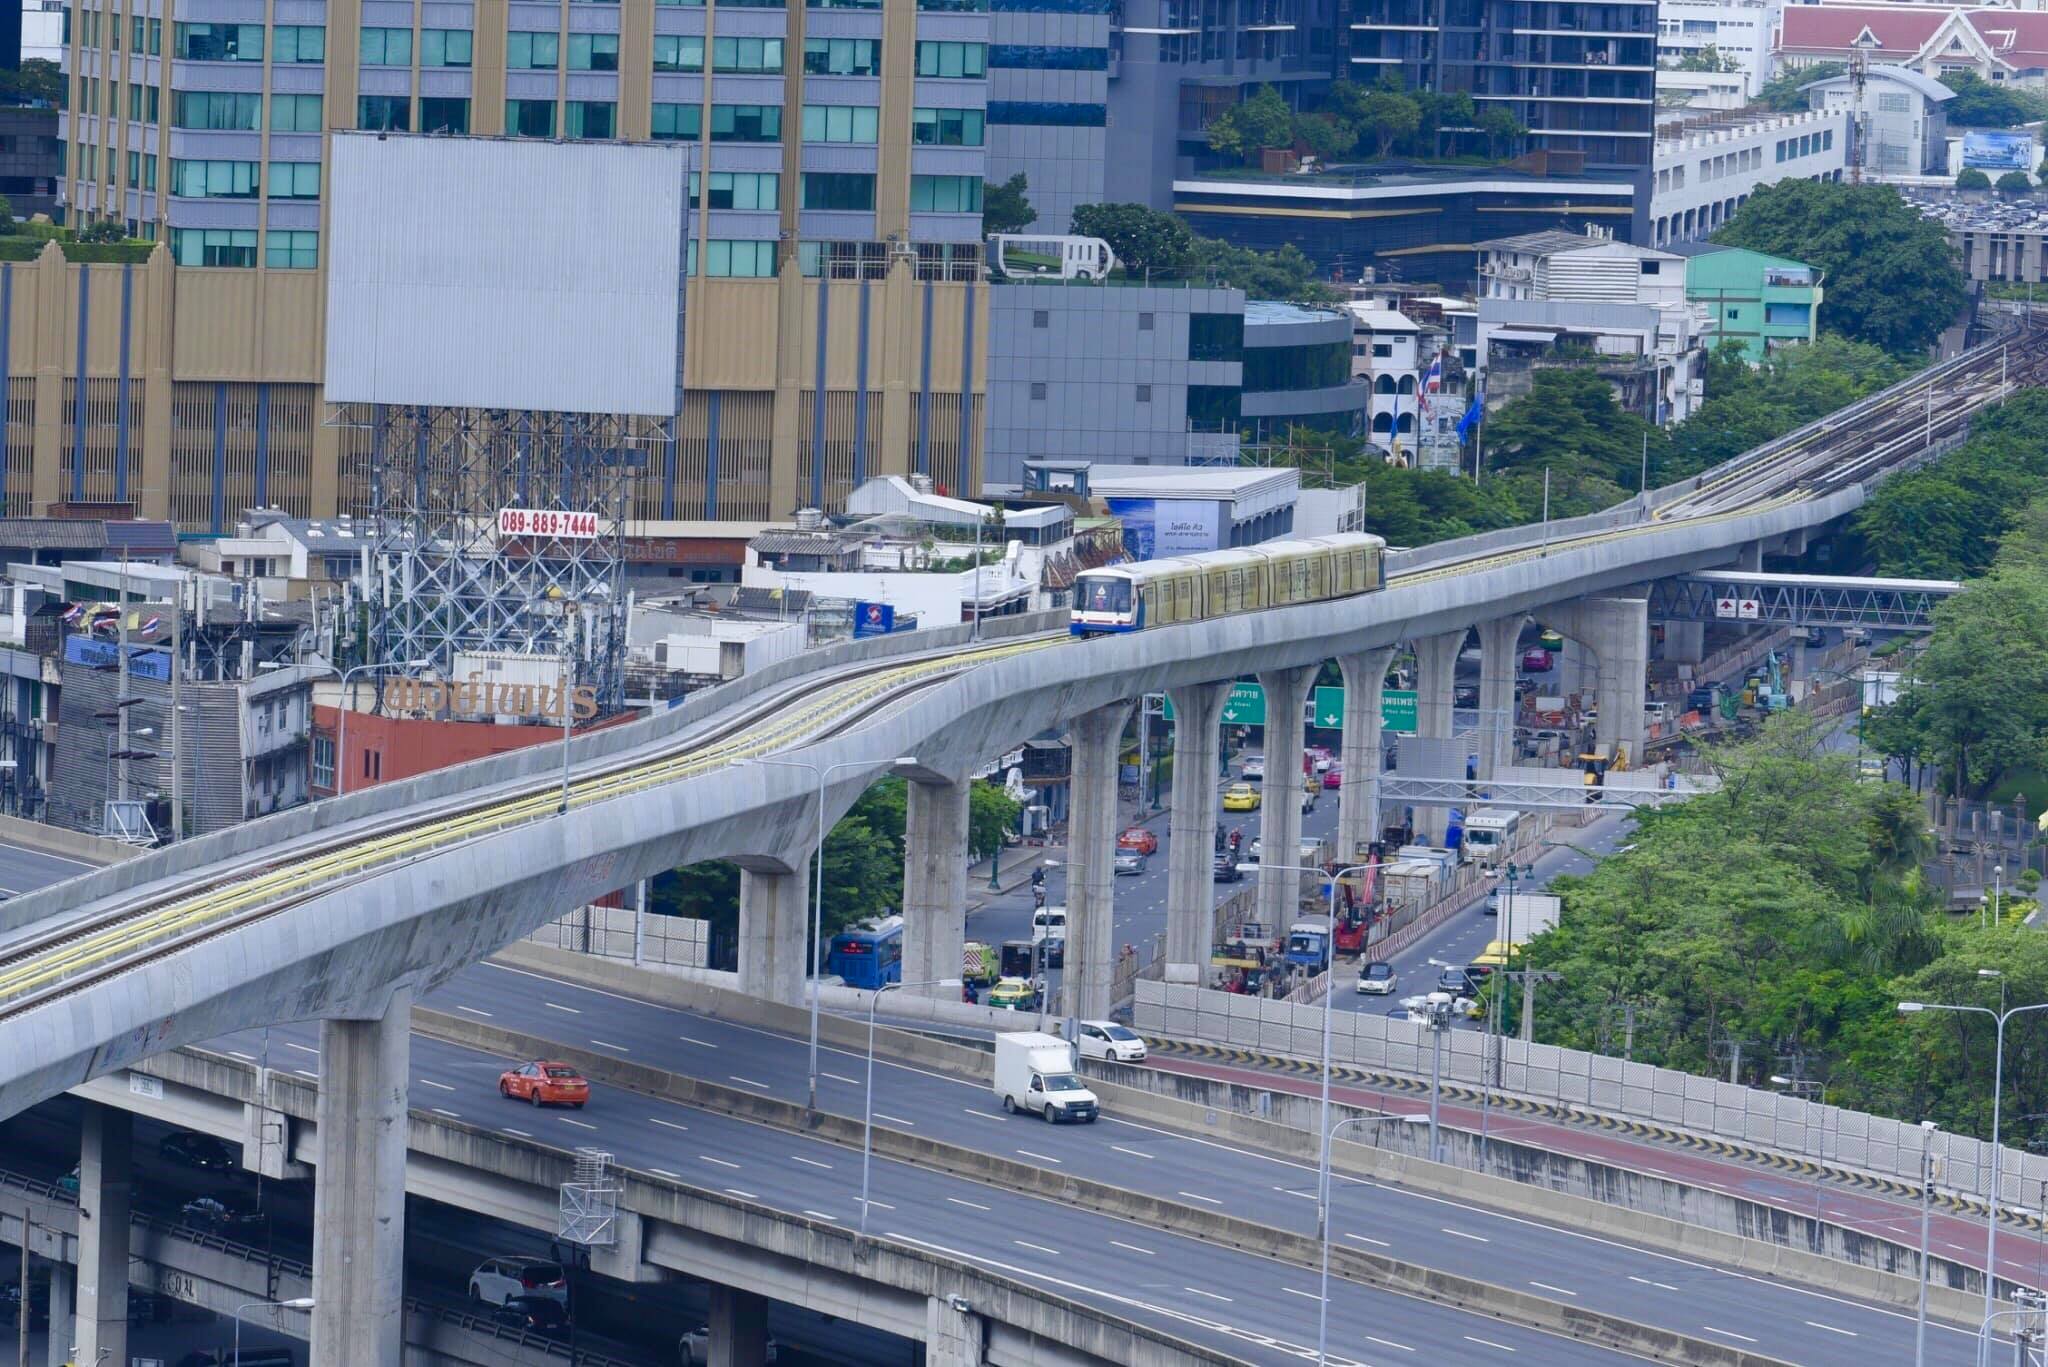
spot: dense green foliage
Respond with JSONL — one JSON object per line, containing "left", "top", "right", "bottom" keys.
{"left": 1998, "top": 169, "right": 2036, "bottom": 195}
{"left": 1938, "top": 71, "right": 2048, "bottom": 128}
{"left": 1666, "top": 336, "right": 1906, "bottom": 478}
{"left": 1067, "top": 202, "right": 1336, "bottom": 300}
{"left": 653, "top": 778, "right": 1023, "bottom": 967}
{"left": 1957, "top": 168, "right": 1993, "bottom": 191}
{"left": 1714, "top": 180, "right": 1967, "bottom": 356}
{"left": 1478, "top": 367, "right": 1662, "bottom": 493}
{"left": 1204, "top": 73, "right": 1521, "bottom": 166}
{"left": 1851, "top": 389, "right": 2048, "bottom": 579}
{"left": 1756, "top": 62, "right": 1841, "bottom": 112}
{"left": 0, "top": 60, "right": 60, "bottom": 107}
{"left": 982, "top": 173, "right": 1037, "bottom": 235}
{"left": 1523, "top": 714, "right": 2048, "bottom": 1138}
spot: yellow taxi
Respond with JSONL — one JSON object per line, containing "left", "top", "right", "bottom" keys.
{"left": 986, "top": 977, "right": 1039, "bottom": 1011}
{"left": 1222, "top": 782, "right": 1262, "bottom": 812}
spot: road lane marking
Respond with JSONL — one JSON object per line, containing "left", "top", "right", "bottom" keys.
{"left": 1365, "top": 1336, "right": 1414, "bottom": 1352}
{"left": 1016, "top": 1149, "right": 1062, "bottom": 1164}
{"left": 677, "top": 1034, "right": 716, "bottom": 1047}
{"left": 1281, "top": 1288, "right": 1324, "bottom": 1302}
{"left": 1014, "top": 1240, "right": 1060, "bottom": 1256}
{"left": 874, "top": 1113, "right": 915, "bottom": 1127}
{"left": 589, "top": 1038, "right": 628, "bottom": 1051}
{"left": 502, "top": 1128, "right": 532, "bottom": 1138}
{"left": 1343, "top": 1232, "right": 1390, "bottom": 1248}
{"left": 650, "top": 1168, "right": 680, "bottom": 1179}
{"left": 1109, "top": 1241, "right": 1154, "bottom": 1256}
{"left": 228, "top": 1051, "right": 257, "bottom": 1062}
{"left": 419, "top": 1079, "right": 455, "bottom": 1091}
{"left": 728, "top": 1075, "right": 769, "bottom": 1090}
{"left": 1183, "top": 1288, "right": 1232, "bottom": 1303}
{"left": 456, "top": 1005, "right": 493, "bottom": 1017}
{"left": 1178, "top": 1191, "right": 1222, "bottom": 1205}
{"left": 791, "top": 1155, "right": 833, "bottom": 1170}
{"left": 1628, "top": 1276, "right": 1678, "bottom": 1292}
{"left": 1274, "top": 1186, "right": 1317, "bottom": 1201}
{"left": 649, "top": 1118, "right": 689, "bottom": 1133}
{"left": 559, "top": 1117, "right": 597, "bottom": 1130}
{"left": 1463, "top": 1336, "right": 1515, "bottom": 1352}
{"left": 1704, "top": 1327, "right": 1758, "bottom": 1343}
{"left": 294, "top": 1069, "right": 319, "bottom": 1079}
{"left": 804, "top": 1210, "right": 839, "bottom": 1222}
{"left": 431, "top": 1108, "right": 461, "bottom": 1119}
{"left": 947, "top": 1197, "right": 992, "bottom": 1211}
{"left": 963, "top": 1108, "right": 1000, "bottom": 1120}
{"left": 823, "top": 1071, "right": 861, "bottom": 1085}
{"left": 1805, "top": 1322, "right": 1856, "bottom": 1337}
{"left": 1528, "top": 1282, "right": 1576, "bottom": 1298}
{"left": 1442, "top": 1227, "right": 1490, "bottom": 1242}
{"left": 1111, "top": 1145, "right": 1155, "bottom": 1160}
{"left": 723, "top": 1188, "right": 758, "bottom": 1199}
{"left": 544, "top": 1001, "right": 582, "bottom": 1014}
{"left": 284, "top": 1042, "right": 318, "bottom": 1055}
{"left": 699, "top": 1155, "right": 741, "bottom": 1169}
{"left": 860, "top": 1199, "right": 895, "bottom": 1211}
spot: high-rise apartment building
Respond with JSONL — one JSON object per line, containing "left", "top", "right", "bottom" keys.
{"left": 43, "top": 0, "right": 992, "bottom": 526}
{"left": 1342, "top": 0, "right": 1655, "bottom": 193}
{"left": 986, "top": 0, "right": 1111, "bottom": 234}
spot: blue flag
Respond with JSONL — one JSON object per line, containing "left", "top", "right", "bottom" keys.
{"left": 1456, "top": 393, "right": 1484, "bottom": 442}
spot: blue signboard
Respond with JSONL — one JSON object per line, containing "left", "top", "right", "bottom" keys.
{"left": 851, "top": 601, "right": 897, "bottom": 638}
{"left": 1963, "top": 131, "right": 2035, "bottom": 171}
{"left": 64, "top": 634, "right": 171, "bottom": 681}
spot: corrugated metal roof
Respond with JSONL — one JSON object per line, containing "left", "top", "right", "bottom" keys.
{"left": 0, "top": 519, "right": 107, "bottom": 550}
{"left": 749, "top": 530, "right": 853, "bottom": 556}
{"left": 102, "top": 521, "right": 177, "bottom": 553}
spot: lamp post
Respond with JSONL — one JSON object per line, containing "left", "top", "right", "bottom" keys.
{"left": 861, "top": 978, "right": 961, "bottom": 1236}
{"left": 1898, "top": 994, "right": 2048, "bottom": 1366}
{"left": 750, "top": 754, "right": 919, "bottom": 1111}
{"left": 1918, "top": 1119, "right": 1941, "bottom": 1367}
{"left": 1480, "top": 861, "right": 1534, "bottom": 1155}
{"left": 234, "top": 1296, "right": 314, "bottom": 1362}
{"left": 1769, "top": 1073, "right": 1830, "bottom": 1221}
{"left": 1040, "top": 858, "right": 1084, "bottom": 1046}
{"left": 1318, "top": 1110, "right": 1427, "bottom": 1362}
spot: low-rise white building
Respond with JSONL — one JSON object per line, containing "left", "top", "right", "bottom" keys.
{"left": 1803, "top": 66, "right": 1955, "bottom": 179}
{"left": 1657, "top": 0, "right": 1783, "bottom": 102}
{"left": 1651, "top": 107, "right": 1851, "bottom": 246}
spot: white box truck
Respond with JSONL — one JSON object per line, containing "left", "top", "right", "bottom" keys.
{"left": 993, "top": 1031, "right": 1100, "bottom": 1123}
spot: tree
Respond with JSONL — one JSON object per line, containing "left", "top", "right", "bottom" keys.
{"left": 1412, "top": 90, "right": 1476, "bottom": 157}
{"left": 1675, "top": 44, "right": 1737, "bottom": 73}
{"left": 1666, "top": 335, "right": 1905, "bottom": 481}
{"left": 1292, "top": 112, "right": 1356, "bottom": 163}
{"left": 1476, "top": 106, "right": 1526, "bottom": 159}
{"left": 78, "top": 220, "right": 126, "bottom": 244}
{"left": 967, "top": 783, "right": 1023, "bottom": 862}
{"left": 1957, "top": 167, "right": 1993, "bottom": 191}
{"left": 982, "top": 173, "right": 1036, "bottom": 236}
{"left": 1938, "top": 71, "right": 2048, "bottom": 128}
{"left": 1207, "top": 84, "right": 1295, "bottom": 160}
{"left": 1756, "top": 62, "right": 1841, "bottom": 113}
{"left": 0, "top": 60, "right": 61, "bottom": 106}
{"left": 1068, "top": 202, "right": 1197, "bottom": 279}
{"left": 1190, "top": 236, "right": 1337, "bottom": 301}
{"left": 0, "top": 196, "right": 16, "bottom": 233}
{"left": 1359, "top": 85, "right": 1421, "bottom": 158}
{"left": 1851, "top": 389, "right": 2048, "bottom": 577}
{"left": 1714, "top": 179, "right": 1967, "bottom": 355}
{"left": 1998, "top": 169, "right": 2036, "bottom": 194}
{"left": 1478, "top": 366, "right": 1666, "bottom": 488}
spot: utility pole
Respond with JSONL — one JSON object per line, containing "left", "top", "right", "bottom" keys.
{"left": 17, "top": 1208, "right": 29, "bottom": 1367}
{"left": 116, "top": 549, "right": 131, "bottom": 806}
{"left": 170, "top": 575, "right": 183, "bottom": 842}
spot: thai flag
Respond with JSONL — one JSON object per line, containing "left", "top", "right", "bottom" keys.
{"left": 138, "top": 615, "right": 161, "bottom": 635}
{"left": 1420, "top": 354, "right": 1443, "bottom": 419}
{"left": 61, "top": 602, "right": 82, "bottom": 623}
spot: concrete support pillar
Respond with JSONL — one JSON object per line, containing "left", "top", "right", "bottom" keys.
{"left": 1164, "top": 682, "right": 1229, "bottom": 983}
{"left": 1553, "top": 597, "right": 1650, "bottom": 767}
{"left": 1413, "top": 630, "right": 1464, "bottom": 844}
{"left": 44, "top": 1261, "right": 72, "bottom": 1367}
{"left": 1736, "top": 541, "right": 1763, "bottom": 572}
{"left": 708, "top": 1285, "right": 771, "bottom": 1367}
{"left": 902, "top": 775, "right": 970, "bottom": 993}
{"left": 1065, "top": 701, "right": 1130, "bottom": 1021}
{"left": 1336, "top": 647, "right": 1394, "bottom": 865}
{"left": 1476, "top": 615, "right": 1524, "bottom": 779}
{"left": 926, "top": 1293, "right": 988, "bottom": 1367}
{"left": 312, "top": 987, "right": 412, "bottom": 1367}
{"left": 1255, "top": 666, "right": 1317, "bottom": 927}
{"left": 737, "top": 856, "right": 810, "bottom": 1006}
{"left": 1664, "top": 620, "right": 1704, "bottom": 665}
{"left": 73, "top": 1102, "right": 131, "bottom": 1367}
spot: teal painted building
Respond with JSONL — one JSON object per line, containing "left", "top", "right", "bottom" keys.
{"left": 1673, "top": 243, "right": 1823, "bottom": 363}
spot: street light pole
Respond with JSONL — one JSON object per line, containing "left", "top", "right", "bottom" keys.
{"left": 754, "top": 754, "right": 919, "bottom": 1111}
{"left": 332, "top": 658, "right": 429, "bottom": 797}
{"left": 234, "top": 1296, "right": 314, "bottom": 1363}
{"left": 1899, "top": 996, "right": 2048, "bottom": 1366}
{"left": 1919, "top": 1119, "right": 1940, "bottom": 1367}
{"left": 1318, "top": 1110, "right": 1427, "bottom": 1364}
{"left": 862, "top": 978, "right": 960, "bottom": 1237}
{"left": 1770, "top": 1073, "right": 1829, "bottom": 1221}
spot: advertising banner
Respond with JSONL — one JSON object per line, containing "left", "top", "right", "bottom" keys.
{"left": 851, "top": 601, "right": 896, "bottom": 638}
{"left": 1104, "top": 498, "right": 1223, "bottom": 562}
{"left": 1963, "top": 131, "right": 2035, "bottom": 171}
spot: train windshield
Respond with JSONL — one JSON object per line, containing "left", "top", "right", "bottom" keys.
{"left": 1078, "top": 575, "right": 1132, "bottom": 615}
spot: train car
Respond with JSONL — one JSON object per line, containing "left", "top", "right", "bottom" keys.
{"left": 827, "top": 916, "right": 904, "bottom": 991}
{"left": 1069, "top": 532, "right": 1386, "bottom": 635}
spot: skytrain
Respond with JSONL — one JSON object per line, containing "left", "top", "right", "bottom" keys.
{"left": 1069, "top": 532, "right": 1388, "bottom": 635}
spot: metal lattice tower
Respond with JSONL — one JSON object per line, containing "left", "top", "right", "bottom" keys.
{"left": 344, "top": 404, "right": 662, "bottom": 714}
{"left": 557, "top": 1146, "right": 619, "bottom": 1247}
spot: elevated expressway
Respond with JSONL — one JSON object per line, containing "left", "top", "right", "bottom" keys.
{"left": 0, "top": 325, "right": 2036, "bottom": 1363}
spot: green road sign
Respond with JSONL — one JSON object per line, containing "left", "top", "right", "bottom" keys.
{"left": 1310, "top": 686, "right": 1418, "bottom": 734}
{"left": 1162, "top": 682, "right": 1265, "bottom": 727}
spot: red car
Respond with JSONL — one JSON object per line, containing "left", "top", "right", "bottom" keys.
{"left": 1323, "top": 766, "right": 1343, "bottom": 790}
{"left": 1522, "top": 648, "right": 1554, "bottom": 672}
{"left": 1117, "top": 827, "right": 1158, "bottom": 856}
{"left": 498, "top": 1061, "right": 590, "bottom": 1108}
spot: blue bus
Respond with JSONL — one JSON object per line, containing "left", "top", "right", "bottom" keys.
{"left": 827, "top": 918, "right": 904, "bottom": 991}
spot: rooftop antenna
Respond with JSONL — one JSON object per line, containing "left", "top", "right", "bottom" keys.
{"left": 1849, "top": 36, "right": 1879, "bottom": 184}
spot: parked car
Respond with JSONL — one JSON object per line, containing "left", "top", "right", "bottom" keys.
{"left": 1073, "top": 1020, "right": 1147, "bottom": 1062}
{"left": 1240, "top": 755, "right": 1265, "bottom": 782}
{"left": 1356, "top": 963, "right": 1397, "bottom": 995}
{"left": 1116, "top": 826, "right": 1158, "bottom": 856}
{"left": 494, "top": 1294, "right": 570, "bottom": 1335}
{"left": 470, "top": 1257, "right": 569, "bottom": 1307}
{"left": 498, "top": 1061, "right": 590, "bottom": 1109}
{"left": 1322, "top": 766, "right": 1342, "bottom": 790}
{"left": 1222, "top": 782, "right": 1261, "bottom": 812}
{"left": 160, "top": 1131, "right": 238, "bottom": 1172}
{"left": 1114, "top": 850, "right": 1148, "bottom": 876}
{"left": 681, "top": 1327, "right": 779, "bottom": 1365}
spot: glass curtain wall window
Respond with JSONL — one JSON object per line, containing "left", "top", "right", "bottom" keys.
{"left": 508, "top": 31, "right": 560, "bottom": 67}
{"left": 420, "top": 29, "right": 473, "bottom": 66}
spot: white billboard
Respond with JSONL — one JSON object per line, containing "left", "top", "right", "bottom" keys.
{"left": 324, "top": 134, "right": 687, "bottom": 417}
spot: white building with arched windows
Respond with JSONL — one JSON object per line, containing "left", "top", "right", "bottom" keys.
{"left": 1347, "top": 304, "right": 1450, "bottom": 459}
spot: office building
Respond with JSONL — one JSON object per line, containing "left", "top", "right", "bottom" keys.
{"left": 49, "top": 0, "right": 992, "bottom": 529}
{"left": 986, "top": 0, "right": 1111, "bottom": 235}
{"left": 1649, "top": 106, "right": 1850, "bottom": 246}
{"left": 1655, "top": 0, "right": 1781, "bottom": 103}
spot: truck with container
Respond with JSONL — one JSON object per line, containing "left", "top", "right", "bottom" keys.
{"left": 1460, "top": 809, "right": 1520, "bottom": 869}
{"left": 1379, "top": 860, "right": 1445, "bottom": 916}
{"left": 993, "top": 1031, "right": 1100, "bottom": 1123}
{"left": 1497, "top": 891, "right": 1561, "bottom": 942}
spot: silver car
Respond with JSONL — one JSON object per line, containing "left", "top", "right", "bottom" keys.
{"left": 1114, "top": 850, "right": 1148, "bottom": 876}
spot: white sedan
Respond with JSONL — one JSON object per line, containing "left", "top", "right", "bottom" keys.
{"left": 1241, "top": 755, "right": 1266, "bottom": 781}
{"left": 1073, "top": 1020, "right": 1147, "bottom": 1062}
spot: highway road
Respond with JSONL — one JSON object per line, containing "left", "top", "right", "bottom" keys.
{"left": 0, "top": 840, "right": 100, "bottom": 899}
{"left": 209, "top": 958, "right": 1986, "bottom": 1367}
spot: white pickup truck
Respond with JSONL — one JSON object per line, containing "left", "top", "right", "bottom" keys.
{"left": 994, "top": 1031, "right": 1099, "bottom": 1123}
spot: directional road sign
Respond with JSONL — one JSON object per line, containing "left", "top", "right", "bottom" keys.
{"left": 1310, "top": 686, "right": 1418, "bottom": 734}
{"left": 1162, "top": 682, "right": 1266, "bottom": 727}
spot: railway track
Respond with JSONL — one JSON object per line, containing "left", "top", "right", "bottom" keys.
{"left": 3, "top": 325, "right": 2043, "bottom": 1024}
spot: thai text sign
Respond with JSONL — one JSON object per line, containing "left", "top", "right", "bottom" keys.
{"left": 382, "top": 673, "right": 598, "bottom": 722}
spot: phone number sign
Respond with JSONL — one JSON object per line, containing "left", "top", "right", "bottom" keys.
{"left": 497, "top": 507, "right": 608, "bottom": 540}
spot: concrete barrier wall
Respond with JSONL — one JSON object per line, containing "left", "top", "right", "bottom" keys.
{"left": 0, "top": 813, "right": 142, "bottom": 866}
{"left": 1134, "top": 977, "right": 2048, "bottom": 1217}
{"left": 407, "top": 1001, "right": 1797, "bottom": 1367}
